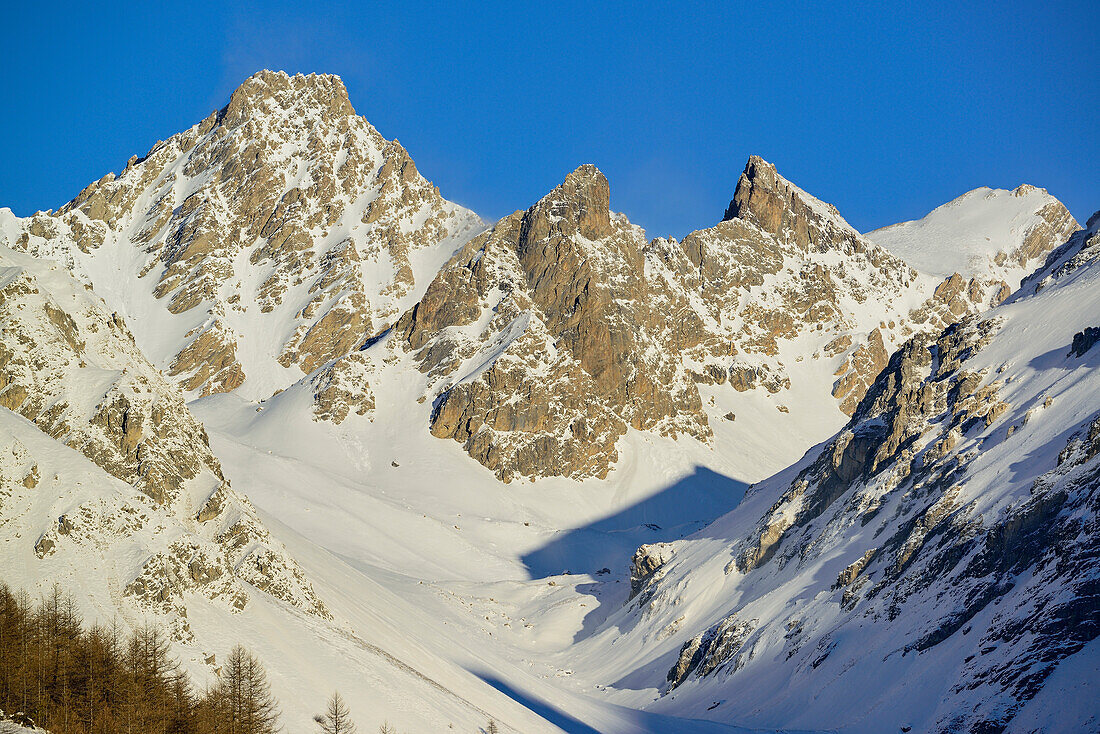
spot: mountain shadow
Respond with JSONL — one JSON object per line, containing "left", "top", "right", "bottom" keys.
{"left": 521, "top": 466, "right": 749, "bottom": 579}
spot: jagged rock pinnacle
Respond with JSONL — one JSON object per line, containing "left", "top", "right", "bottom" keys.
{"left": 723, "top": 155, "right": 849, "bottom": 250}
{"left": 522, "top": 164, "right": 612, "bottom": 242}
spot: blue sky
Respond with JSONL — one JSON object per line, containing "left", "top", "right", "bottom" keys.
{"left": 2, "top": 2, "right": 1097, "bottom": 237}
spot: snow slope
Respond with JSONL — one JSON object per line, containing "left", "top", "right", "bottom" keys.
{"left": 570, "top": 212, "right": 1100, "bottom": 733}
{"left": 866, "top": 184, "right": 1077, "bottom": 284}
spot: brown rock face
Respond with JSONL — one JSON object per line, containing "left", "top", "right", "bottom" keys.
{"left": 832, "top": 329, "right": 889, "bottom": 415}
{"left": 725, "top": 156, "right": 849, "bottom": 252}
{"left": 396, "top": 165, "right": 704, "bottom": 480}
{"left": 169, "top": 323, "right": 245, "bottom": 396}
{"left": 509, "top": 167, "right": 692, "bottom": 431}
{"left": 520, "top": 164, "right": 613, "bottom": 241}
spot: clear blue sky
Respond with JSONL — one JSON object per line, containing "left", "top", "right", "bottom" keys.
{"left": 2, "top": 2, "right": 1097, "bottom": 238}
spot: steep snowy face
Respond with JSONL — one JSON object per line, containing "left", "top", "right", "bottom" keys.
{"left": 0, "top": 70, "right": 483, "bottom": 400}
{"left": 866, "top": 184, "right": 1078, "bottom": 283}
{"left": 606, "top": 213, "right": 1100, "bottom": 734}
{"left": 0, "top": 243, "right": 326, "bottom": 640}
{"left": 380, "top": 156, "right": 1032, "bottom": 481}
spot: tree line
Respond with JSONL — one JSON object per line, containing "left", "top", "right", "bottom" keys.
{"left": 1, "top": 582, "right": 502, "bottom": 734}
{"left": 0, "top": 582, "right": 277, "bottom": 734}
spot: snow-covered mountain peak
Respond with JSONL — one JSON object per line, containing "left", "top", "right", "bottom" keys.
{"left": 1, "top": 72, "right": 484, "bottom": 400}
{"left": 866, "top": 183, "right": 1078, "bottom": 283}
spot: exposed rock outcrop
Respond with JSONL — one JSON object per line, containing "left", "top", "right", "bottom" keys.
{"left": 0, "top": 244, "right": 327, "bottom": 639}
{"left": 630, "top": 542, "right": 676, "bottom": 601}
{"left": 667, "top": 616, "right": 757, "bottom": 688}
{"left": 1070, "top": 326, "right": 1100, "bottom": 358}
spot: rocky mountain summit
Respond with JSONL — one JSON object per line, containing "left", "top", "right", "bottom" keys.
{"left": 0, "top": 242, "right": 326, "bottom": 640}
{"left": 0, "top": 70, "right": 482, "bottom": 400}
{"left": 608, "top": 212, "right": 1100, "bottom": 733}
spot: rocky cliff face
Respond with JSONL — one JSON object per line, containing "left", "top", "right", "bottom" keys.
{"left": 0, "top": 243, "right": 326, "bottom": 640}
{"left": 391, "top": 165, "right": 707, "bottom": 480}
{"left": 382, "top": 156, "right": 1044, "bottom": 480}
{"left": 0, "top": 70, "right": 482, "bottom": 400}
{"left": 612, "top": 213, "right": 1100, "bottom": 733}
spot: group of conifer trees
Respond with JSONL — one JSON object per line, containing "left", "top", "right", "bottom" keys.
{"left": 1, "top": 582, "right": 501, "bottom": 734}
{"left": 0, "top": 582, "right": 278, "bottom": 734}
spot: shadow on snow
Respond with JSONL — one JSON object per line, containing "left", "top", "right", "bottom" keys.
{"left": 520, "top": 466, "right": 749, "bottom": 580}
{"left": 477, "top": 674, "right": 602, "bottom": 733}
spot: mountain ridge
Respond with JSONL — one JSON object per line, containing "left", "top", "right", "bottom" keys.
{"left": 866, "top": 182, "right": 1078, "bottom": 283}
{"left": 2, "top": 72, "right": 1075, "bottom": 483}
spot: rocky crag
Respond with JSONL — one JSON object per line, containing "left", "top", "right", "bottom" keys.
{"left": 0, "top": 243, "right": 326, "bottom": 640}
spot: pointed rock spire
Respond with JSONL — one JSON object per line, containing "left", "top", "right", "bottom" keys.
{"left": 724, "top": 155, "right": 852, "bottom": 250}
{"left": 521, "top": 164, "right": 612, "bottom": 242}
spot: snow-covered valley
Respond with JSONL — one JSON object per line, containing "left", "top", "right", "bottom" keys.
{"left": 0, "top": 71, "right": 1096, "bottom": 733}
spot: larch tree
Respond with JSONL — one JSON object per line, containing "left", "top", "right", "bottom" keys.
{"left": 313, "top": 690, "right": 356, "bottom": 734}
{"left": 215, "top": 644, "right": 281, "bottom": 734}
